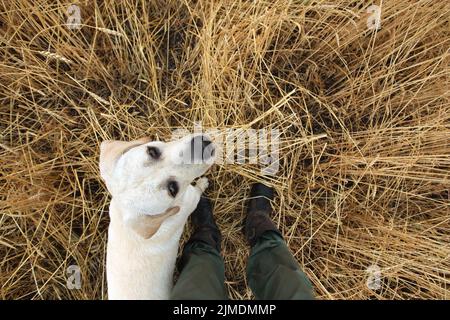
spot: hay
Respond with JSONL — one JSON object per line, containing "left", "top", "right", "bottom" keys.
{"left": 0, "top": 0, "right": 449, "bottom": 299}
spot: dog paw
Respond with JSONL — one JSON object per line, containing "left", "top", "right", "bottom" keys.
{"left": 195, "top": 177, "right": 209, "bottom": 193}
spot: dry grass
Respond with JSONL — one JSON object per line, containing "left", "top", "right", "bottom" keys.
{"left": 1, "top": 0, "right": 449, "bottom": 299}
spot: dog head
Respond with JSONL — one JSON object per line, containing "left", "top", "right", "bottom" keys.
{"left": 99, "top": 134, "right": 215, "bottom": 238}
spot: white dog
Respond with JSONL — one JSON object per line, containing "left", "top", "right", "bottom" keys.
{"left": 99, "top": 134, "right": 215, "bottom": 299}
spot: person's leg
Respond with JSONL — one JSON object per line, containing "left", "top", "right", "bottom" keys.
{"left": 244, "top": 183, "right": 315, "bottom": 300}
{"left": 171, "top": 241, "right": 227, "bottom": 299}
{"left": 170, "top": 197, "right": 228, "bottom": 300}
{"left": 247, "top": 231, "right": 314, "bottom": 300}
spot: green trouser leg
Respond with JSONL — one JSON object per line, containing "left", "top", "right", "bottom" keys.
{"left": 247, "top": 231, "right": 315, "bottom": 300}
{"left": 170, "top": 241, "right": 228, "bottom": 300}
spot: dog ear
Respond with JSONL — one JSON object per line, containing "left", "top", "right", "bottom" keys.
{"left": 99, "top": 137, "right": 151, "bottom": 191}
{"left": 128, "top": 206, "right": 180, "bottom": 239}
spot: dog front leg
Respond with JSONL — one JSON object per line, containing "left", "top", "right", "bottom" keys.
{"left": 195, "top": 177, "right": 209, "bottom": 193}
{"left": 181, "top": 177, "right": 209, "bottom": 215}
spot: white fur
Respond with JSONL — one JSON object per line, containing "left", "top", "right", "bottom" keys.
{"left": 99, "top": 135, "right": 213, "bottom": 299}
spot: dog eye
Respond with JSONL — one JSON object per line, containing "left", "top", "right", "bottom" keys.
{"left": 147, "top": 146, "right": 161, "bottom": 159}
{"left": 167, "top": 181, "right": 179, "bottom": 198}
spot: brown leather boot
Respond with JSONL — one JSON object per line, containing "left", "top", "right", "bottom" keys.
{"left": 186, "top": 196, "right": 222, "bottom": 252}
{"left": 244, "top": 183, "right": 282, "bottom": 247}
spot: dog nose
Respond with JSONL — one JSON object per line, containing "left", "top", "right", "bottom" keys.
{"left": 201, "top": 138, "right": 211, "bottom": 151}
{"left": 190, "top": 135, "right": 214, "bottom": 160}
